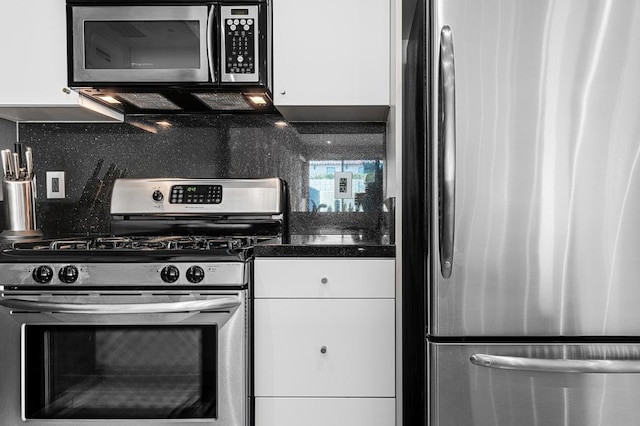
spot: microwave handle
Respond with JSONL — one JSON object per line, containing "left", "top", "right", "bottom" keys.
{"left": 207, "top": 5, "right": 217, "bottom": 82}
{"left": 0, "top": 296, "right": 240, "bottom": 315}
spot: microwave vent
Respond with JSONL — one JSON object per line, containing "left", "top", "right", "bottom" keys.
{"left": 116, "top": 93, "right": 182, "bottom": 110}
{"left": 194, "top": 93, "right": 253, "bottom": 111}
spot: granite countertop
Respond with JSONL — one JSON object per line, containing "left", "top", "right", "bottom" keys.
{"left": 253, "top": 234, "right": 395, "bottom": 257}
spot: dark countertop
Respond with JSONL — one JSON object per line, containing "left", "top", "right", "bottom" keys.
{"left": 254, "top": 234, "right": 395, "bottom": 257}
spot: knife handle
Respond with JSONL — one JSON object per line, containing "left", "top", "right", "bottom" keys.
{"left": 12, "top": 153, "right": 20, "bottom": 180}
{"left": 1, "top": 149, "right": 9, "bottom": 179}
{"left": 4, "top": 150, "right": 15, "bottom": 179}
{"left": 14, "top": 143, "right": 24, "bottom": 168}
{"left": 25, "top": 149, "right": 33, "bottom": 180}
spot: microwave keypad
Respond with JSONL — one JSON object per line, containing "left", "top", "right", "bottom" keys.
{"left": 225, "top": 17, "right": 255, "bottom": 74}
{"left": 170, "top": 185, "right": 223, "bottom": 204}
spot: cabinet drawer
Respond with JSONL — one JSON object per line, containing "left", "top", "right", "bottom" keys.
{"left": 254, "top": 258, "right": 394, "bottom": 298}
{"left": 254, "top": 298, "right": 395, "bottom": 397}
{"left": 255, "top": 397, "right": 395, "bottom": 426}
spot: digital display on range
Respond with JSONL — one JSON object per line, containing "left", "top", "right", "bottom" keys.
{"left": 169, "top": 185, "right": 222, "bottom": 204}
{"left": 231, "top": 9, "right": 249, "bottom": 15}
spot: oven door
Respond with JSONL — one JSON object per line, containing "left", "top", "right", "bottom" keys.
{"left": 0, "top": 289, "right": 247, "bottom": 426}
{"left": 70, "top": 5, "right": 213, "bottom": 84}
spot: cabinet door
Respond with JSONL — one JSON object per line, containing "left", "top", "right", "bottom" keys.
{"left": 0, "top": 0, "right": 122, "bottom": 122}
{"left": 0, "top": 0, "right": 70, "bottom": 105}
{"left": 254, "top": 298, "right": 395, "bottom": 397}
{"left": 272, "top": 0, "right": 390, "bottom": 107}
{"left": 254, "top": 258, "right": 395, "bottom": 298}
{"left": 255, "top": 398, "right": 395, "bottom": 426}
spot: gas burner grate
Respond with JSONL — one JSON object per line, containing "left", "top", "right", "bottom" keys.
{"left": 11, "top": 236, "right": 258, "bottom": 252}
{"left": 13, "top": 240, "right": 93, "bottom": 251}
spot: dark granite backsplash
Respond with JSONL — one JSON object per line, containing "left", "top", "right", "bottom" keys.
{"left": 1, "top": 115, "right": 389, "bottom": 240}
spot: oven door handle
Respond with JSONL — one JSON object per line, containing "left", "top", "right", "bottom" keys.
{"left": 0, "top": 296, "right": 241, "bottom": 314}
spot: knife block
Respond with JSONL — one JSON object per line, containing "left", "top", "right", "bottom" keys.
{"left": 1, "top": 178, "right": 42, "bottom": 240}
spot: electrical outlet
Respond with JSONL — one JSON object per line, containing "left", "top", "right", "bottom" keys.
{"left": 46, "top": 171, "right": 66, "bottom": 199}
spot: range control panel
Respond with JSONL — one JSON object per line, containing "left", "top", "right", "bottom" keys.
{"left": 221, "top": 5, "right": 260, "bottom": 82}
{"left": 169, "top": 185, "right": 223, "bottom": 204}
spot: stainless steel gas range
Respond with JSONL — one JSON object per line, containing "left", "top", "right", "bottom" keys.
{"left": 0, "top": 177, "right": 286, "bottom": 426}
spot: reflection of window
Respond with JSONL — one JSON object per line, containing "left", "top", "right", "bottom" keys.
{"left": 308, "top": 160, "right": 383, "bottom": 212}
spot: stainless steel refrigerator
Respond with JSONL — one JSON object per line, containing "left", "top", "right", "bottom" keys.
{"left": 403, "top": 0, "right": 640, "bottom": 424}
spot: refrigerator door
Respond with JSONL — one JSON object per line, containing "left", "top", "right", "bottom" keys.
{"left": 430, "top": 342, "right": 640, "bottom": 426}
{"left": 431, "top": 0, "right": 640, "bottom": 336}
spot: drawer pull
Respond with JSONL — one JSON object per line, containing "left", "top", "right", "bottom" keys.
{"left": 321, "top": 277, "right": 328, "bottom": 284}
{"left": 320, "top": 345, "right": 327, "bottom": 354}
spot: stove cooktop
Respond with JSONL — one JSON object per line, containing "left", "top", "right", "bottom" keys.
{"left": 0, "top": 234, "right": 259, "bottom": 276}
{"left": 0, "top": 178, "right": 286, "bottom": 287}
{"left": 11, "top": 235, "right": 256, "bottom": 252}
{"left": 0, "top": 235, "right": 257, "bottom": 287}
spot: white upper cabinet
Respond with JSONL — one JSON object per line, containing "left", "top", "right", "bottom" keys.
{"left": 0, "top": 0, "right": 122, "bottom": 122}
{"left": 272, "top": 0, "right": 390, "bottom": 122}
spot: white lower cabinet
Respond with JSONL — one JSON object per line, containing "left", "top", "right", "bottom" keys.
{"left": 253, "top": 258, "right": 395, "bottom": 426}
{"left": 255, "top": 298, "right": 394, "bottom": 396}
{"left": 255, "top": 398, "right": 395, "bottom": 426}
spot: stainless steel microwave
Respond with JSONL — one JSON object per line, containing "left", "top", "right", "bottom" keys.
{"left": 66, "top": 0, "right": 272, "bottom": 114}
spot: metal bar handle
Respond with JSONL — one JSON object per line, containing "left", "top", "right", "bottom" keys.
{"left": 438, "top": 26, "right": 456, "bottom": 279}
{"left": 470, "top": 354, "right": 640, "bottom": 374}
{"left": 0, "top": 296, "right": 240, "bottom": 315}
{"left": 207, "top": 5, "right": 217, "bottom": 82}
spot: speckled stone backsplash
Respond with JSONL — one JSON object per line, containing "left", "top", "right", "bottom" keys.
{"left": 1, "top": 115, "right": 387, "bottom": 240}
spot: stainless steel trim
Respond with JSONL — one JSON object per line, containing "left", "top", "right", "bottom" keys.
{"left": 207, "top": 5, "right": 217, "bottom": 82}
{"left": 0, "top": 296, "right": 240, "bottom": 314}
{"left": 439, "top": 25, "right": 456, "bottom": 279}
{"left": 470, "top": 353, "right": 640, "bottom": 374}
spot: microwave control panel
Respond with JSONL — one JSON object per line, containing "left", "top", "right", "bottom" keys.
{"left": 221, "top": 5, "right": 260, "bottom": 83}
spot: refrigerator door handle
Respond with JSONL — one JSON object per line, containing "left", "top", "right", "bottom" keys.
{"left": 439, "top": 25, "right": 456, "bottom": 279}
{"left": 470, "top": 354, "right": 640, "bottom": 374}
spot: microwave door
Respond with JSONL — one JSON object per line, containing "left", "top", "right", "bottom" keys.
{"left": 72, "top": 6, "right": 211, "bottom": 84}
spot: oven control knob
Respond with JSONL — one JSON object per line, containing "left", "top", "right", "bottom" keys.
{"left": 58, "top": 265, "right": 79, "bottom": 284}
{"left": 186, "top": 266, "right": 205, "bottom": 283}
{"left": 32, "top": 265, "right": 53, "bottom": 284}
{"left": 152, "top": 190, "right": 164, "bottom": 202}
{"left": 161, "top": 265, "right": 180, "bottom": 283}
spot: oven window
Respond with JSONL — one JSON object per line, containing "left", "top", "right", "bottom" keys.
{"left": 24, "top": 326, "right": 217, "bottom": 419}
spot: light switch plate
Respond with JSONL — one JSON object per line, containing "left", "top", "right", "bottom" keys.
{"left": 334, "top": 172, "right": 353, "bottom": 199}
{"left": 46, "top": 171, "right": 66, "bottom": 199}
